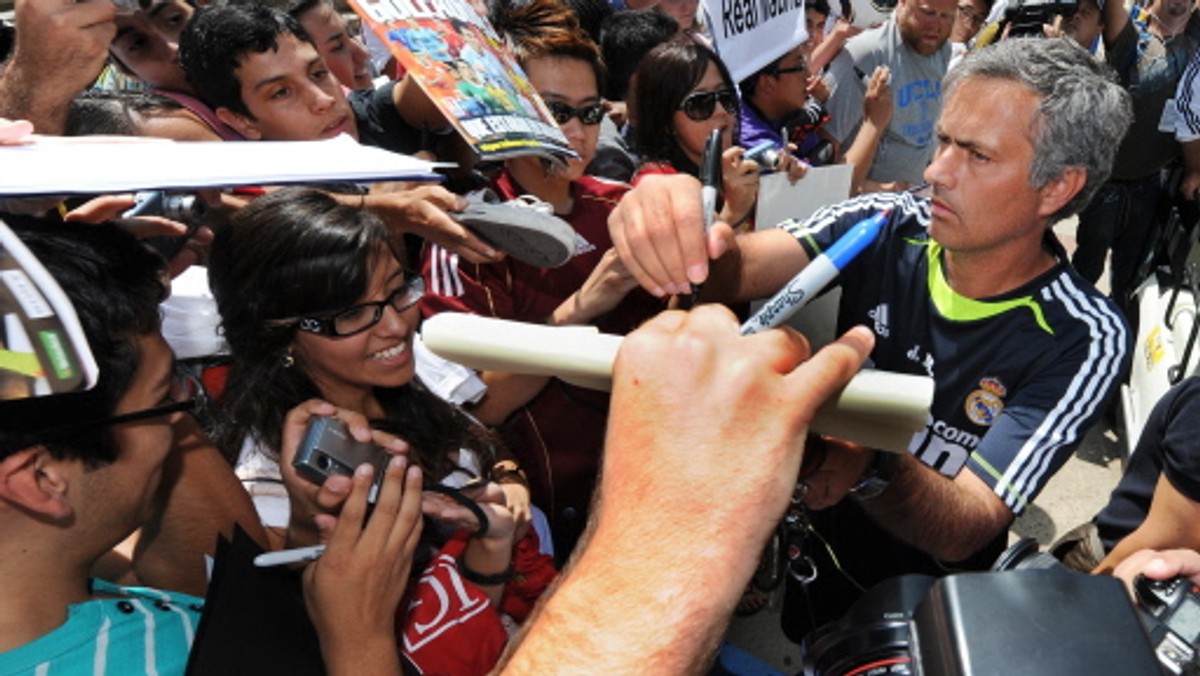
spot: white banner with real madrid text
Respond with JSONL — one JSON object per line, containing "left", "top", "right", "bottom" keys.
{"left": 700, "top": 0, "right": 807, "bottom": 83}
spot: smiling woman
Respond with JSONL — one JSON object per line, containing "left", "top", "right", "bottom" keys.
{"left": 207, "top": 186, "right": 552, "bottom": 673}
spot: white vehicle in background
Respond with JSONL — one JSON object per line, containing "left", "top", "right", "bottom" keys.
{"left": 1119, "top": 198, "right": 1200, "bottom": 458}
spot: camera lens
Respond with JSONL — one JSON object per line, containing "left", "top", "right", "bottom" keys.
{"left": 803, "top": 575, "right": 933, "bottom": 675}
{"left": 316, "top": 453, "right": 332, "bottom": 471}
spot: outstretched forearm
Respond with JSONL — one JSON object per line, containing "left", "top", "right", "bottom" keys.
{"left": 498, "top": 517, "right": 746, "bottom": 674}
{"left": 858, "top": 455, "right": 1012, "bottom": 562}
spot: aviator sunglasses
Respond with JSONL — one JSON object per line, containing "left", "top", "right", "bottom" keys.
{"left": 545, "top": 100, "right": 606, "bottom": 126}
{"left": 679, "top": 88, "right": 738, "bottom": 121}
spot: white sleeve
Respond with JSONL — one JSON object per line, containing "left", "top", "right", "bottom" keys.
{"left": 1175, "top": 51, "right": 1200, "bottom": 142}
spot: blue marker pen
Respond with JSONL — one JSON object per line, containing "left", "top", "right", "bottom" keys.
{"left": 740, "top": 210, "right": 889, "bottom": 335}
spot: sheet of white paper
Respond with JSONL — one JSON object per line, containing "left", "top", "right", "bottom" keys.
{"left": 754, "top": 164, "right": 854, "bottom": 230}
{"left": 752, "top": 164, "right": 855, "bottom": 349}
{"left": 0, "top": 134, "right": 447, "bottom": 195}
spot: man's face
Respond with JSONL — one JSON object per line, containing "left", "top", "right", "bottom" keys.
{"left": 220, "top": 32, "right": 357, "bottom": 141}
{"left": 296, "top": 2, "right": 373, "bottom": 90}
{"left": 758, "top": 45, "right": 810, "bottom": 116}
{"left": 923, "top": 78, "right": 1063, "bottom": 256}
{"left": 109, "top": 0, "right": 195, "bottom": 92}
{"left": 75, "top": 333, "right": 181, "bottom": 546}
{"left": 659, "top": 0, "right": 699, "bottom": 30}
{"left": 805, "top": 9, "right": 828, "bottom": 47}
{"left": 1156, "top": 0, "right": 1193, "bottom": 20}
{"left": 523, "top": 54, "right": 602, "bottom": 180}
{"left": 897, "top": 0, "right": 956, "bottom": 55}
{"left": 1064, "top": 0, "right": 1104, "bottom": 49}
{"left": 950, "top": 0, "right": 988, "bottom": 42}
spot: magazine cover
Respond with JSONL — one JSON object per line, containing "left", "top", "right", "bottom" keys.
{"left": 349, "top": 0, "right": 578, "bottom": 163}
{"left": 0, "top": 221, "right": 97, "bottom": 401}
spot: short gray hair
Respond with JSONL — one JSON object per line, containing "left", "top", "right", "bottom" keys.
{"left": 945, "top": 38, "right": 1132, "bottom": 224}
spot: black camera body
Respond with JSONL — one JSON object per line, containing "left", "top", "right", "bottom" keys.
{"left": 1136, "top": 574, "right": 1200, "bottom": 675}
{"left": 803, "top": 568, "right": 1168, "bottom": 675}
{"left": 1004, "top": 0, "right": 1079, "bottom": 36}
{"left": 292, "top": 416, "right": 388, "bottom": 499}
{"left": 123, "top": 190, "right": 207, "bottom": 259}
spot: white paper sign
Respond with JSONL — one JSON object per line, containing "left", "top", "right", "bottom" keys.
{"left": 755, "top": 163, "right": 853, "bottom": 229}
{"left": 701, "top": 0, "right": 808, "bottom": 82}
{"left": 752, "top": 164, "right": 854, "bottom": 348}
{"left": 0, "top": 134, "right": 446, "bottom": 196}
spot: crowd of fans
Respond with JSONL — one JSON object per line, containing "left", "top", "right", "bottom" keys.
{"left": 5, "top": 0, "right": 1200, "bottom": 672}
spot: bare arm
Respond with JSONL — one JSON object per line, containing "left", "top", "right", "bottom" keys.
{"left": 809, "top": 19, "right": 861, "bottom": 74}
{"left": 802, "top": 442, "right": 1013, "bottom": 562}
{"left": 1102, "top": 0, "right": 1129, "bottom": 47}
{"left": 607, "top": 173, "right": 810, "bottom": 300}
{"left": 499, "top": 308, "right": 873, "bottom": 673}
{"left": 844, "top": 66, "right": 893, "bottom": 195}
{"left": 0, "top": 0, "right": 115, "bottom": 134}
{"left": 860, "top": 458, "right": 1013, "bottom": 561}
{"left": 132, "top": 415, "right": 270, "bottom": 596}
{"left": 1180, "top": 140, "right": 1200, "bottom": 201}
{"left": 356, "top": 186, "right": 502, "bottom": 265}
{"left": 1095, "top": 474, "right": 1200, "bottom": 575}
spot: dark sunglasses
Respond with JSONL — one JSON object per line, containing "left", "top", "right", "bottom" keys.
{"left": 772, "top": 62, "right": 808, "bottom": 77}
{"left": 545, "top": 100, "right": 605, "bottom": 126}
{"left": 293, "top": 275, "right": 426, "bottom": 338}
{"left": 679, "top": 88, "right": 738, "bottom": 122}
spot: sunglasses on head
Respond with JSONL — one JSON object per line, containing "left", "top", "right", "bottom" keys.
{"left": 679, "top": 88, "right": 738, "bottom": 122}
{"left": 545, "top": 100, "right": 605, "bottom": 126}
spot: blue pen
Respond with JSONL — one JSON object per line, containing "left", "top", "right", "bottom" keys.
{"left": 740, "top": 210, "right": 890, "bottom": 335}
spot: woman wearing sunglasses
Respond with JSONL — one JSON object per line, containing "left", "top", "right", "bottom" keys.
{"left": 421, "top": 0, "right": 667, "bottom": 561}
{"left": 208, "top": 187, "right": 556, "bottom": 675}
{"left": 629, "top": 34, "right": 766, "bottom": 229}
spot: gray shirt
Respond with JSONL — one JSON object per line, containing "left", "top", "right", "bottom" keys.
{"left": 824, "top": 18, "right": 950, "bottom": 185}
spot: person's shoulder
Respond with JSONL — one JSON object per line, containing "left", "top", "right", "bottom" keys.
{"left": 1042, "top": 265, "right": 1129, "bottom": 344}
{"left": 1166, "top": 376, "right": 1200, "bottom": 412}
{"left": 94, "top": 578, "right": 205, "bottom": 608}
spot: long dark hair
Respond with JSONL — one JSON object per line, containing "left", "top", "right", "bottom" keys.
{"left": 208, "top": 188, "right": 495, "bottom": 479}
{"left": 630, "top": 33, "right": 739, "bottom": 174}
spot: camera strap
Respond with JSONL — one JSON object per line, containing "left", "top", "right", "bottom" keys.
{"left": 784, "top": 484, "right": 818, "bottom": 585}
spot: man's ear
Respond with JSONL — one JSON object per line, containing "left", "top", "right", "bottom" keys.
{"left": 0, "top": 447, "right": 74, "bottom": 520}
{"left": 1036, "top": 167, "right": 1087, "bottom": 220}
{"left": 216, "top": 107, "right": 263, "bottom": 140}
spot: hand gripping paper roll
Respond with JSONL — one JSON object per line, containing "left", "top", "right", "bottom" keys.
{"left": 421, "top": 313, "right": 932, "bottom": 453}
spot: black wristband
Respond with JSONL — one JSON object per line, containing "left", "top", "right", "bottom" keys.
{"left": 456, "top": 553, "right": 514, "bottom": 587}
{"left": 424, "top": 483, "right": 490, "bottom": 537}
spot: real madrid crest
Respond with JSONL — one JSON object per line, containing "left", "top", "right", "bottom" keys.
{"left": 964, "top": 377, "right": 1006, "bottom": 427}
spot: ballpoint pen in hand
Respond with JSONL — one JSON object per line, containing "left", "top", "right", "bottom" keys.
{"left": 684, "top": 128, "right": 724, "bottom": 308}
{"left": 741, "top": 210, "right": 889, "bottom": 335}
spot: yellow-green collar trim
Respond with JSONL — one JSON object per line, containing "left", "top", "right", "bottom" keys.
{"left": 926, "top": 242, "right": 1054, "bottom": 335}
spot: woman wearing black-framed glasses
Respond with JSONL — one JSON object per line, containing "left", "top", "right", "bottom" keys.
{"left": 208, "top": 185, "right": 562, "bottom": 674}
